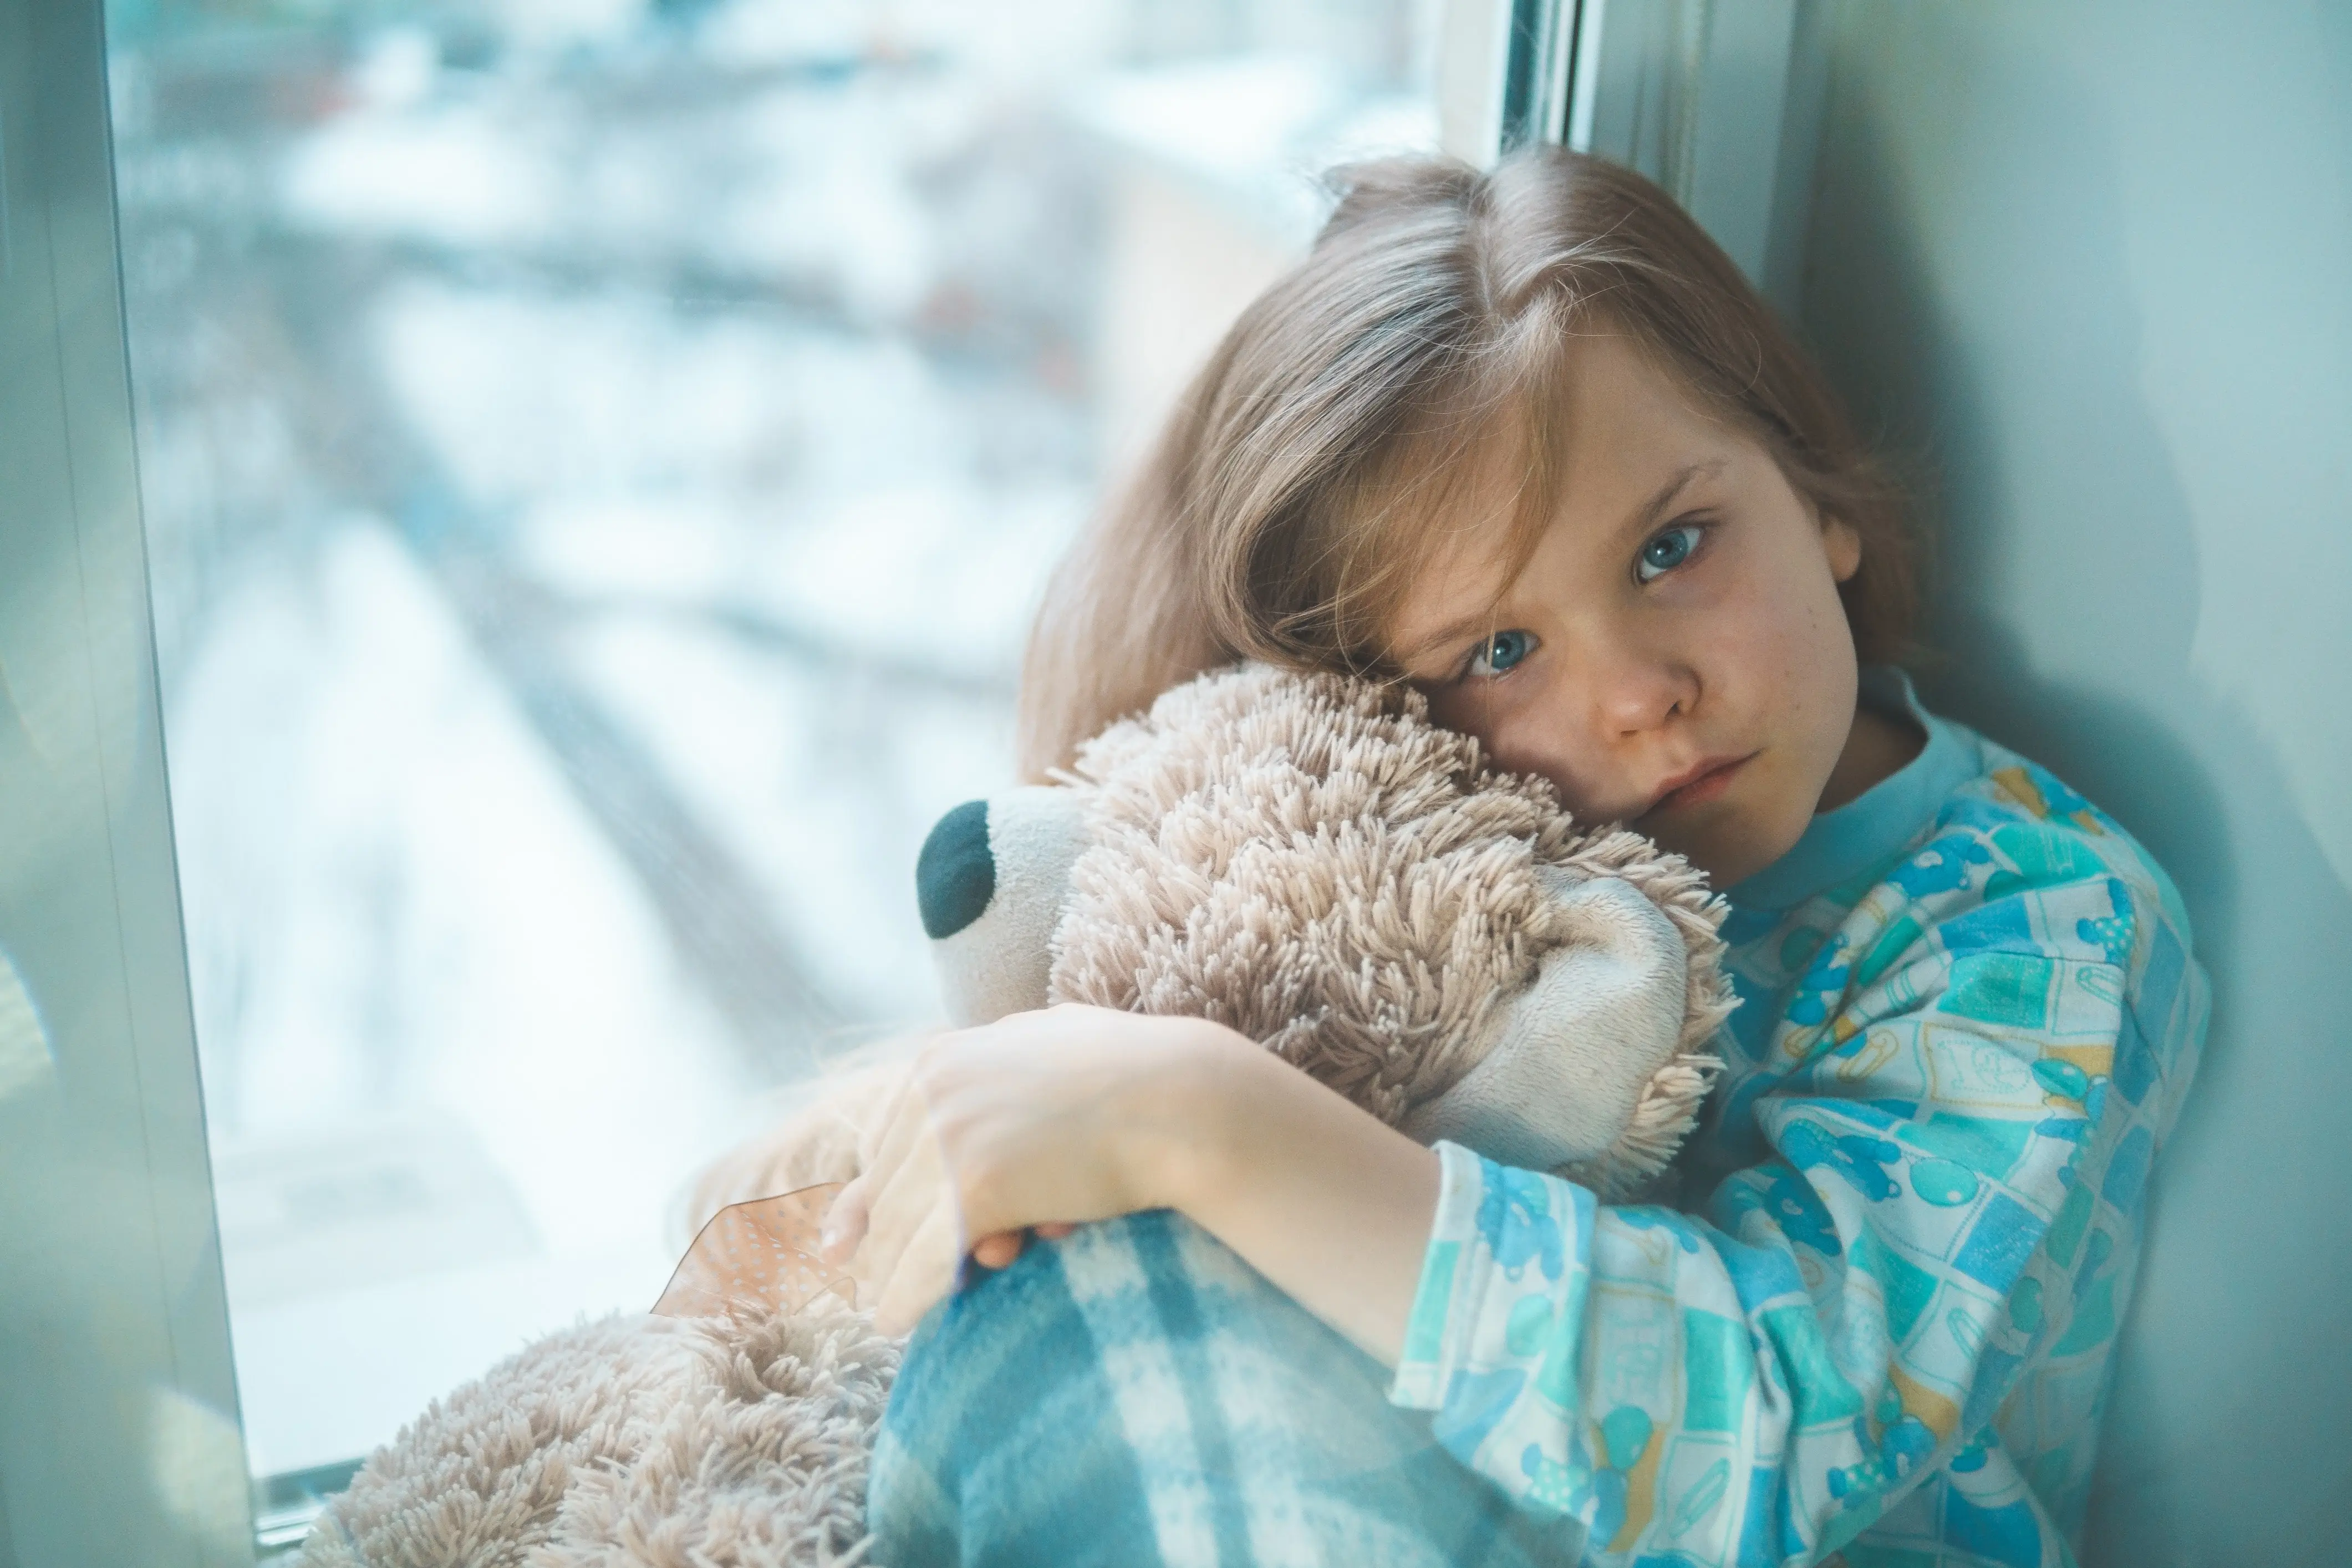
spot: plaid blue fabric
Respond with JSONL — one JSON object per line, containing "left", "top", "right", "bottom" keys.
{"left": 868, "top": 1209, "right": 1567, "bottom": 1568}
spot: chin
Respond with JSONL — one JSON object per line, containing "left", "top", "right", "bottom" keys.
{"left": 1664, "top": 805, "right": 1808, "bottom": 889}
{"left": 1643, "top": 824, "right": 1737, "bottom": 885}
{"left": 1676, "top": 842, "right": 1753, "bottom": 887}
{"left": 1744, "top": 807, "right": 1819, "bottom": 882}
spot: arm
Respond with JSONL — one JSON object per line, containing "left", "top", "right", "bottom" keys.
{"left": 1154, "top": 1032, "right": 1442, "bottom": 1361}
{"left": 1384, "top": 832, "right": 2203, "bottom": 1560}
{"left": 820, "top": 1004, "right": 1443, "bottom": 1351}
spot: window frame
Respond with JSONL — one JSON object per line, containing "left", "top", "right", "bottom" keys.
{"left": 0, "top": 0, "right": 254, "bottom": 1563}
{"left": 1438, "top": 0, "right": 1814, "bottom": 299}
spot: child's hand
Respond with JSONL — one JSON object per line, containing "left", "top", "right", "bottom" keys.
{"left": 965, "top": 1220, "right": 1076, "bottom": 1271}
{"left": 817, "top": 1005, "right": 1241, "bottom": 1334}
{"left": 821, "top": 1002, "right": 1440, "bottom": 1361}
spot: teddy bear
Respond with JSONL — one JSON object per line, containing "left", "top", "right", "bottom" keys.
{"left": 300, "top": 663, "right": 1732, "bottom": 1568}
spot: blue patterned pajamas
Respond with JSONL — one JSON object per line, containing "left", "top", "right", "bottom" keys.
{"left": 1391, "top": 674, "right": 2205, "bottom": 1566}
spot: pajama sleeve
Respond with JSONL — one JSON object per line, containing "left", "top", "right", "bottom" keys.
{"left": 1387, "top": 809, "right": 2204, "bottom": 1566}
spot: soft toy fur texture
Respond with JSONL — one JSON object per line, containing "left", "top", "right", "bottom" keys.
{"left": 304, "top": 662, "right": 1732, "bottom": 1566}
{"left": 1051, "top": 664, "right": 1733, "bottom": 1198}
{"left": 299, "top": 1304, "right": 898, "bottom": 1568}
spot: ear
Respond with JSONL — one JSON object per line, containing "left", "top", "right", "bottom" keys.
{"left": 1399, "top": 872, "right": 1689, "bottom": 1172}
{"left": 1824, "top": 513, "right": 1864, "bottom": 584}
{"left": 917, "top": 786, "right": 1090, "bottom": 1026}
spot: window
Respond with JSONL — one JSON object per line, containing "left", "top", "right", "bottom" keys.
{"left": 106, "top": 0, "right": 1441, "bottom": 1515}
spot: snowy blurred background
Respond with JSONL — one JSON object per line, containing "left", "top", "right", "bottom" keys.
{"left": 104, "top": 0, "right": 1439, "bottom": 1501}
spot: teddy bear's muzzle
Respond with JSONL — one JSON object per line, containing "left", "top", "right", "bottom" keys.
{"left": 1400, "top": 873, "right": 1692, "bottom": 1177}
{"left": 918, "top": 787, "right": 1091, "bottom": 1025}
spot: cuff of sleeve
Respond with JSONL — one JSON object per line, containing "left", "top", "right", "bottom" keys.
{"left": 1387, "top": 1141, "right": 1494, "bottom": 1410}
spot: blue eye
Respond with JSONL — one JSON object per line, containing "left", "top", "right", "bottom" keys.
{"left": 1637, "top": 524, "right": 1703, "bottom": 583}
{"left": 1468, "top": 628, "right": 1536, "bottom": 678}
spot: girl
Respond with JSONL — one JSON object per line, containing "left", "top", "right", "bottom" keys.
{"left": 820, "top": 149, "right": 2204, "bottom": 1567}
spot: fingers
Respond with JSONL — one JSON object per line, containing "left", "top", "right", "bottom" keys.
{"left": 960, "top": 1216, "right": 1080, "bottom": 1277}
{"left": 819, "top": 1178, "right": 872, "bottom": 1264}
{"left": 970, "top": 1230, "right": 1025, "bottom": 1270}
{"left": 857, "top": 1057, "right": 933, "bottom": 1190}
{"left": 822, "top": 1056, "right": 934, "bottom": 1264}
{"left": 872, "top": 1202, "right": 964, "bottom": 1336}
{"left": 859, "top": 1108, "right": 959, "bottom": 1263}
{"left": 968, "top": 1221, "right": 1072, "bottom": 1272}
{"left": 819, "top": 1020, "right": 1127, "bottom": 1325}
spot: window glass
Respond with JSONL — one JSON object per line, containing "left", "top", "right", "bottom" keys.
{"left": 106, "top": 0, "right": 1439, "bottom": 1493}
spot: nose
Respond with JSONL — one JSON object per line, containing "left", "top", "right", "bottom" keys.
{"left": 1582, "top": 630, "right": 1698, "bottom": 740}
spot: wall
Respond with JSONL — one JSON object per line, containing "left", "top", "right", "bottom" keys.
{"left": 1794, "top": 3, "right": 2352, "bottom": 1561}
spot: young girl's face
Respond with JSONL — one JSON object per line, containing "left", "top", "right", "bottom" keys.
{"left": 1387, "top": 332, "right": 1869, "bottom": 886}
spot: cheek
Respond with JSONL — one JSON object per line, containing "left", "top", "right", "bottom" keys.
{"left": 1717, "top": 551, "right": 1859, "bottom": 773}
{"left": 1428, "top": 678, "right": 1611, "bottom": 814}
{"left": 1715, "top": 551, "right": 1849, "bottom": 696}
{"left": 1423, "top": 681, "right": 1504, "bottom": 752}
{"left": 1781, "top": 563, "right": 1859, "bottom": 713}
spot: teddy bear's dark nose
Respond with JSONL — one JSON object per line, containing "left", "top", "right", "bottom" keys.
{"left": 916, "top": 800, "right": 996, "bottom": 939}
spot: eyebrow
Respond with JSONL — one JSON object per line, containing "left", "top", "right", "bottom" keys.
{"left": 1621, "top": 459, "right": 1725, "bottom": 544}
{"left": 1393, "top": 458, "right": 1728, "bottom": 670}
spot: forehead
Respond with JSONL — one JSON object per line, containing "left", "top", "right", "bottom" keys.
{"left": 1383, "top": 332, "right": 1735, "bottom": 664}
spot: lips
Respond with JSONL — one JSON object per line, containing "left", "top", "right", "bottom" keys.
{"left": 1641, "top": 752, "right": 1756, "bottom": 816}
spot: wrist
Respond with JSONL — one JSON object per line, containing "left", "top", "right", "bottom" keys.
{"left": 1120, "top": 1017, "right": 1267, "bottom": 1215}
{"left": 1116, "top": 1021, "right": 1444, "bottom": 1365}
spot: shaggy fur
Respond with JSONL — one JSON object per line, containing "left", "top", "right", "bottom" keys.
{"left": 1052, "top": 664, "right": 1734, "bottom": 1197}
{"left": 305, "top": 663, "right": 1734, "bottom": 1565}
{"left": 300, "top": 1305, "right": 898, "bottom": 1568}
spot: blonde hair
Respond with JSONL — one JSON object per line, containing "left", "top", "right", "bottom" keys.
{"left": 1017, "top": 147, "right": 1913, "bottom": 780}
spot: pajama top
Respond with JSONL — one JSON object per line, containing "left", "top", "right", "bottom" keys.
{"left": 1388, "top": 670, "right": 2207, "bottom": 1568}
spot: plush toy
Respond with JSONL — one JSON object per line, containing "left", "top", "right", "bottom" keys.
{"left": 917, "top": 663, "right": 1729, "bottom": 1194}
{"left": 301, "top": 663, "right": 1731, "bottom": 1568}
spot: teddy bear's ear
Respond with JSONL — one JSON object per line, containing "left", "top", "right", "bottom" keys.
{"left": 916, "top": 786, "right": 1090, "bottom": 1027}
{"left": 1400, "top": 872, "right": 1692, "bottom": 1178}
